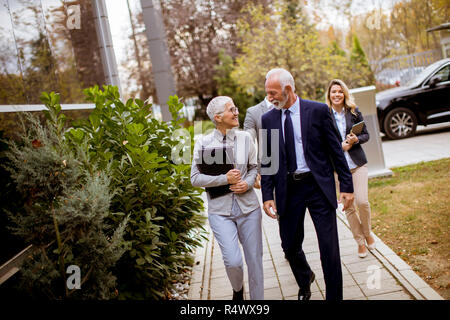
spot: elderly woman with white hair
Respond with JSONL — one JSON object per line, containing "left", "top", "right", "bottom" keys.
{"left": 190, "top": 96, "right": 264, "bottom": 300}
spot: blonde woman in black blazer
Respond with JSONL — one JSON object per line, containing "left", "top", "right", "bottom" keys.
{"left": 326, "top": 79, "right": 376, "bottom": 258}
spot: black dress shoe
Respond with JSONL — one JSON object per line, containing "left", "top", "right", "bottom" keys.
{"left": 298, "top": 272, "right": 315, "bottom": 300}
{"left": 232, "top": 286, "right": 244, "bottom": 300}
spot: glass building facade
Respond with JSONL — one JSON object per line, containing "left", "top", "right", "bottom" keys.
{"left": 0, "top": 0, "right": 178, "bottom": 134}
{"left": 0, "top": 0, "right": 108, "bottom": 105}
{"left": 0, "top": 0, "right": 124, "bottom": 136}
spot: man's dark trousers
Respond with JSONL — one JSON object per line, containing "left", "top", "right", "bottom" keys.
{"left": 261, "top": 98, "right": 353, "bottom": 301}
{"left": 280, "top": 174, "right": 343, "bottom": 301}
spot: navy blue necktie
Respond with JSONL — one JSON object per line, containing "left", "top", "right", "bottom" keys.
{"left": 284, "top": 109, "right": 297, "bottom": 173}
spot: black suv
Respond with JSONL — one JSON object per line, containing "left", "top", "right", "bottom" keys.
{"left": 376, "top": 58, "right": 450, "bottom": 139}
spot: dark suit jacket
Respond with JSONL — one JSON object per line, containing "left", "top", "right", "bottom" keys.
{"left": 330, "top": 107, "right": 369, "bottom": 167}
{"left": 261, "top": 98, "right": 354, "bottom": 216}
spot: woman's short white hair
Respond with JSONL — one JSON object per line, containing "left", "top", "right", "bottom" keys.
{"left": 266, "top": 68, "right": 296, "bottom": 92}
{"left": 206, "top": 96, "right": 232, "bottom": 124}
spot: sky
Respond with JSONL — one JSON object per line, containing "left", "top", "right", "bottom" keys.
{"left": 105, "top": 0, "right": 136, "bottom": 64}
{"left": 303, "top": 0, "right": 402, "bottom": 30}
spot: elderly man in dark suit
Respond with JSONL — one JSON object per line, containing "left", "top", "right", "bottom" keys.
{"left": 260, "top": 68, "right": 354, "bottom": 300}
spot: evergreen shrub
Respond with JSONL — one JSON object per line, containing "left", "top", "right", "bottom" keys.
{"left": 66, "top": 85, "right": 206, "bottom": 299}
{"left": 3, "top": 86, "right": 206, "bottom": 299}
{"left": 3, "top": 92, "right": 128, "bottom": 299}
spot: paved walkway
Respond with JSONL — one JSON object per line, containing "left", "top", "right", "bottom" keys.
{"left": 188, "top": 126, "right": 449, "bottom": 300}
{"left": 382, "top": 123, "right": 450, "bottom": 168}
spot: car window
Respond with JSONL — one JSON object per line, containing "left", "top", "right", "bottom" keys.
{"left": 430, "top": 65, "right": 450, "bottom": 83}
{"left": 405, "top": 60, "right": 445, "bottom": 87}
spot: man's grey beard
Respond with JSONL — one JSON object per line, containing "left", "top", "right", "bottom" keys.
{"left": 272, "top": 92, "right": 289, "bottom": 110}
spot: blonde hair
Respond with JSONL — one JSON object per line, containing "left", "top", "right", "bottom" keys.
{"left": 326, "top": 79, "right": 356, "bottom": 115}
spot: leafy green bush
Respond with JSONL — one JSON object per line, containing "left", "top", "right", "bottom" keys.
{"left": 3, "top": 93, "right": 128, "bottom": 299}
{"left": 65, "top": 85, "right": 206, "bottom": 299}
{"left": 2, "top": 86, "right": 206, "bottom": 299}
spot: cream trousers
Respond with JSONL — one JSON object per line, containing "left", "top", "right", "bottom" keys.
{"left": 335, "top": 165, "right": 372, "bottom": 246}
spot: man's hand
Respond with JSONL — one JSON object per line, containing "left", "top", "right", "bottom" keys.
{"left": 263, "top": 200, "right": 277, "bottom": 219}
{"left": 339, "top": 192, "right": 354, "bottom": 211}
{"left": 230, "top": 180, "right": 248, "bottom": 194}
{"left": 226, "top": 169, "right": 241, "bottom": 184}
{"left": 346, "top": 133, "right": 358, "bottom": 145}
{"left": 253, "top": 173, "right": 261, "bottom": 189}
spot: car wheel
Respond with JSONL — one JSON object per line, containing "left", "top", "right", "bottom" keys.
{"left": 383, "top": 107, "right": 417, "bottom": 140}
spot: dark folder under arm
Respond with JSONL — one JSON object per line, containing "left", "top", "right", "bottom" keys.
{"left": 197, "top": 147, "right": 234, "bottom": 199}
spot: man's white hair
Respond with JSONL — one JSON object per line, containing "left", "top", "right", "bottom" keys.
{"left": 266, "top": 68, "right": 296, "bottom": 92}
{"left": 206, "top": 96, "right": 232, "bottom": 124}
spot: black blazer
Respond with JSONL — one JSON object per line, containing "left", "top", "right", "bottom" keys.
{"left": 261, "top": 98, "right": 354, "bottom": 216}
{"left": 330, "top": 107, "right": 369, "bottom": 167}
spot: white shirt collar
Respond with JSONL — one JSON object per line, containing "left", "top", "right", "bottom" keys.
{"left": 214, "top": 127, "right": 237, "bottom": 142}
{"left": 283, "top": 96, "right": 299, "bottom": 115}
{"left": 332, "top": 107, "right": 345, "bottom": 116}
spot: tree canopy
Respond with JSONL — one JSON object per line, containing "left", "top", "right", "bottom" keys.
{"left": 230, "top": 2, "right": 374, "bottom": 102}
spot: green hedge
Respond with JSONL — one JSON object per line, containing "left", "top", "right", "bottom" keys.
{"left": 3, "top": 86, "right": 207, "bottom": 299}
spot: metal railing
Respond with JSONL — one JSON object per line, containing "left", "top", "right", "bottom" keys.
{"left": 370, "top": 49, "right": 443, "bottom": 86}
{"left": 0, "top": 245, "right": 33, "bottom": 285}
{"left": 0, "top": 104, "right": 95, "bottom": 113}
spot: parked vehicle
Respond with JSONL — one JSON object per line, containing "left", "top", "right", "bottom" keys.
{"left": 376, "top": 58, "right": 450, "bottom": 139}
{"left": 375, "top": 66, "right": 425, "bottom": 87}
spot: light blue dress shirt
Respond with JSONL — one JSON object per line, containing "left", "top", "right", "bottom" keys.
{"left": 332, "top": 109, "right": 358, "bottom": 170}
{"left": 281, "top": 97, "right": 310, "bottom": 173}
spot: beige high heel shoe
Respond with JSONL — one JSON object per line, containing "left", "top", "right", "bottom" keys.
{"left": 358, "top": 244, "right": 367, "bottom": 258}
{"left": 366, "top": 234, "right": 376, "bottom": 251}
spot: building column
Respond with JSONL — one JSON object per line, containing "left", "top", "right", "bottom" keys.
{"left": 91, "top": 0, "right": 122, "bottom": 95}
{"left": 140, "top": 0, "right": 176, "bottom": 121}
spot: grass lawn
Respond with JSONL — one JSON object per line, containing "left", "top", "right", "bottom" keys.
{"left": 369, "top": 158, "right": 450, "bottom": 299}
